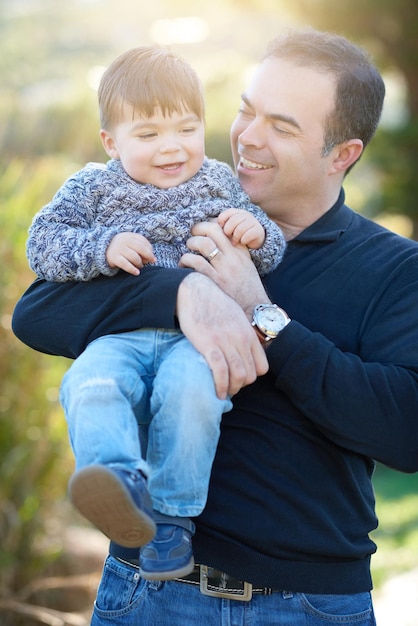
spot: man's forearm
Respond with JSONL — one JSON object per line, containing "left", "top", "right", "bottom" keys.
{"left": 12, "top": 267, "right": 192, "bottom": 359}
{"left": 176, "top": 272, "right": 268, "bottom": 398}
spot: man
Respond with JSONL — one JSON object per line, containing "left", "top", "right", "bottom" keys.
{"left": 13, "top": 29, "right": 418, "bottom": 625}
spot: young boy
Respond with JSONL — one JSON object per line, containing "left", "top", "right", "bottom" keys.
{"left": 26, "top": 46, "right": 286, "bottom": 580}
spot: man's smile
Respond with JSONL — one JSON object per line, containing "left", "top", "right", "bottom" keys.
{"left": 240, "top": 156, "right": 272, "bottom": 170}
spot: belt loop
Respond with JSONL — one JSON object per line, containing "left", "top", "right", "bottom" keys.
{"left": 263, "top": 588, "right": 273, "bottom": 595}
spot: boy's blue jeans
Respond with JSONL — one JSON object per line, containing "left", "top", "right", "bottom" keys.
{"left": 90, "top": 556, "right": 377, "bottom": 625}
{"left": 60, "top": 329, "right": 232, "bottom": 517}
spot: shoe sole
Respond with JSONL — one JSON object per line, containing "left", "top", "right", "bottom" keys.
{"left": 140, "top": 556, "right": 195, "bottom": 581}
{"left": 69, "top": 466, "right": 156, "bottom": 547}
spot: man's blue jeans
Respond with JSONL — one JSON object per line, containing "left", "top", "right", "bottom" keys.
{"left": 90, "top": 556, "right": 376, "bottom": 625}
{"left": 60, "top": 329, "right": 231, "bottom": 517}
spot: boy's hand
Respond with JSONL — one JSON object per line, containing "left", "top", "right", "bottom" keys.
{"left": 217, "top": 208, "right": 265, "bottom": 249}
{"left": 106, "top": 232, "right": 156, "bottom": 275}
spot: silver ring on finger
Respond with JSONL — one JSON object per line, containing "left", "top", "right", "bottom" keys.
{"left": 206, "top": 247, "right": 221, "bottom": 262}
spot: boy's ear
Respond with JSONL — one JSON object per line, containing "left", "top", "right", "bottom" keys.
{"left": 330, "top": 139, "right": 363, "bottom": 174}
{"left": 100, "top": 129, "right": 119, "bottom": 158}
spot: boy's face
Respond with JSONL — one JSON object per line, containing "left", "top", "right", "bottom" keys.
{"left": 100, "top": 107, "right": 205, "bottom": 189}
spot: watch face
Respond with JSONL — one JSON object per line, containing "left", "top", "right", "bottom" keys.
{"left": 256, "top": 306, "right": 287, "bottom": 336}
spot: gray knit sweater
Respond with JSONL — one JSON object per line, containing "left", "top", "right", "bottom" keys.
{"left": 27, "top": 157, "right": 286, "bottom": 282}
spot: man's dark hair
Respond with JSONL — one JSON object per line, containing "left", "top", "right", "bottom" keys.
{"left": 264, "top": 29, "right": 386, "bottom": 172}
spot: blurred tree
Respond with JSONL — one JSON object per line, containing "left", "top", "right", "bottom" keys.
{"left": 288, "top": 0, "right": 418, "bottom": 237}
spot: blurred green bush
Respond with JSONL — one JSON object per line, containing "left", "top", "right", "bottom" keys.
{"left": 0, "top": 159, "right": 73, "bottom": 595}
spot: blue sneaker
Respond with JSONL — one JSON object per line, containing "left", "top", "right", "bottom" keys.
{"left": 140, "top": 516, "right": 195, "bottom": 580}
{"left": 68, "top": 465, "right": 156, "bottom": 548}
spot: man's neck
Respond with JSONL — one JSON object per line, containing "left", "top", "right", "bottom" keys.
{"left": 269, "top": 188, "right": 343, "bottom": 242}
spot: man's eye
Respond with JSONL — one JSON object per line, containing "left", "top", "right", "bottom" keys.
{"left": 238, "top": 108, "right": 253, "bottom": 118}
{"left": 273, "top": 126, "right": 290, "bottom": 135}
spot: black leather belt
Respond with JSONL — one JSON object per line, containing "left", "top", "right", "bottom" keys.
{"left": 113, "top": 554, "right": 280, "bottom": 602}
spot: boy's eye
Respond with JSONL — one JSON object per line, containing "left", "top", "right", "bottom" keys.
{"left": 180, "top": 127, "right": 197, "bottom": 134}
{"left": 139, "top": 132, "right": 157, "bottom": 140}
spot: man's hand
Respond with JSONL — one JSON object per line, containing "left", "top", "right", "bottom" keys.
{"left": 178, "top": 221, "right": 273, "bottom": 399}
{"left": 176, "top": 272, "right": 268, "bottom": 399}
{"left": 180, "top": 221, "right": 271, "bottom": 319}
{"left": 106, "top": 232, "right": 156, "bottom": 275}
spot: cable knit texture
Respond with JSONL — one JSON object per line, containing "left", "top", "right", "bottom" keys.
{"left": 27, "top": 157, "right": 285, "bottom": 281}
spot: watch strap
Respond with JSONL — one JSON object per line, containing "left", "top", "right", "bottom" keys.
{"left": 252, "top": 323, "right": 273, "bottom": 344}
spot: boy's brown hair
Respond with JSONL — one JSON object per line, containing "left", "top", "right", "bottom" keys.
{"left": 98, "top": 46, "right": 205, "bottom": 129}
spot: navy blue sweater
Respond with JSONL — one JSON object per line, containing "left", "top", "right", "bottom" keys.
{"left": 12, "top": 190, "right": 418, "bottom": 593}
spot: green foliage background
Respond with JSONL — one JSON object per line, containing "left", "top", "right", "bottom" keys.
{"left": 1, "top": 0, "right": 417, "bottom": 613}
{"left": 0, "top": 159, "right": 73, "bottom": 594}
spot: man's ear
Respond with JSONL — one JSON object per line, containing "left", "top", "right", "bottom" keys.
{"left": 330, "top": 139, "right": 363, "bottom": 174}
{"left": 100, "top": 129, "right": 119, "bottom": 158}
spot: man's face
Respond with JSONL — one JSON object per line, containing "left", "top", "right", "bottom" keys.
{"left": 230, "top": 57, "right": 337, "bottom": 221}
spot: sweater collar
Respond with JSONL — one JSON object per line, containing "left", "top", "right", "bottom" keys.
{"left": 293, "top": 189, "right": 353, "bottom": 243}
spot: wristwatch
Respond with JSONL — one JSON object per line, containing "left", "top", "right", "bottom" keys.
{"left": 252, "top": 304, "right": 291, "bottom": 344}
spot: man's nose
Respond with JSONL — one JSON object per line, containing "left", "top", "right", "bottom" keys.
{"left": 238, "top": 119, "right": 265, "bottom": 148}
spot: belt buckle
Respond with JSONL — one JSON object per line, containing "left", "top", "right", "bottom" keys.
{"left": 199, "top": 565, "right": 252, "bottom": 601}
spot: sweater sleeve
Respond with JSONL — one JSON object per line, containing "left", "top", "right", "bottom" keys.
{"left": 219, "top": 165, "right": 287, "bottom": 276}
{"left": 12, "top": 266, "right": 193, "bottom": 358}
{"left": 246, "top": 207, "right": 286, "bottom": 276}
{"left": 266, "top": 256, "right": 418, "bottom": 474}
{"left": 26, "top": 164, "right": 120, "bottom": 282}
